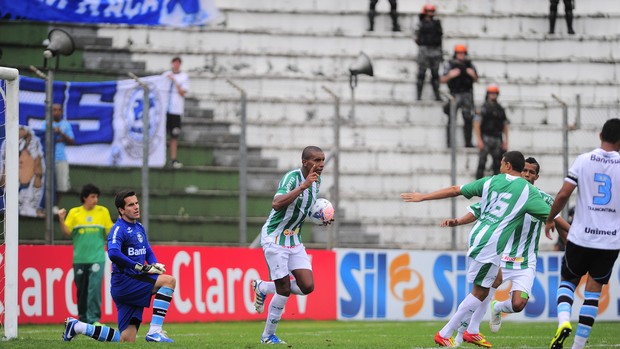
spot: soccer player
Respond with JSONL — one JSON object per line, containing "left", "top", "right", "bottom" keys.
{"left": 545, "top": 118, "right": 620, "bottom": 349}
{"left": 441, "top": 157, "right": 570, "bottom": 347}
{"left": 63, "top": 190, "right": 177, "bottom": 343}
{"left": 250, "top": 146, "right": 326, "bottom": 344}
{"left": 401, "top": 151, "right": 550, "bottom": 347}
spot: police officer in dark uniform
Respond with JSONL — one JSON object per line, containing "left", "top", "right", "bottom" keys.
{"left": 549, "top": 0, "right": 575, "bottom": 34}
{"left": 474, "top": 84, "right": 509, "bottom": 179}
{"left": 414, "top": 3, "right": 443, "bottom": 101}
{"left": 441, "top": 44, "right": 478, "bottom": 147}
{"left": 368, "top": 0, "right": 400, "bottom": 32}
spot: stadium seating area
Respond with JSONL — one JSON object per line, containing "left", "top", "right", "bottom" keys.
{"left": 4, "top": 0, "right": 620, "bottom": 249}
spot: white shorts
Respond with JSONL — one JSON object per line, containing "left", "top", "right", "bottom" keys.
{"left": 263, "top": 243, "right": 312, "bottom": 280}
{"left": 467, "top": 257, "right": 500, "bottom": 288}
{"left": 501, "top": 267, "right": 535, "bottom": 297}
{"left": 55, "top": 161, "right": 70, "bottom": 192}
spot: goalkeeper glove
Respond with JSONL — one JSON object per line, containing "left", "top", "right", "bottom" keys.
{"left": 135, "top": 263, "right": 164, "bottom": 275}
{"left": 153, "top": 263, "right": 166, "bottom": 273}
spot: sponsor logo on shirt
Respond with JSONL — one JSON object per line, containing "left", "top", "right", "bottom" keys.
{"left": 589, "top": 154, "right": 620, "bottom": 164}
{"left": 283, "top": 228, "right": 300, "bottom": 236}
{"left": 501, "top": 255, "right": 525, "bottom": 263}
{"left": 128, "top": 247, "right": 147, "bottom": 256}
{"left": 584, "top": 227, "right": 617, "bottom": 236}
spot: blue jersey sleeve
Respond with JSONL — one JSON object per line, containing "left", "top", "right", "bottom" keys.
{"left": 107, "top": 225, "right": 137, "bottom": 270}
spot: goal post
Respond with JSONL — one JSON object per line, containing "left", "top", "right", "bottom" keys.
{"left": 0, "top": 66, "right": 19, "bottom": 340}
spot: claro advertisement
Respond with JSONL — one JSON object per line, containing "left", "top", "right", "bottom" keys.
{"left": 0, "top": 246, "right": 618, "bottom": 324}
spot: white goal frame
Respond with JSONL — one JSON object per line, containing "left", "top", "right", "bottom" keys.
{"left": 1, "top": 67, "right": 19, "bottom": 340}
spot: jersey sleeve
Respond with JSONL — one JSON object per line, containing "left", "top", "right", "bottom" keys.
{"left": 565, "top": 155, "right": 584, "bottom": 186}
{"left": 64, "top": 208, "right": 77, "bottom": 232}
{"left": 526, "top": 187, "right": 551, "bottom": 221}
{"left": 468, "top": 203, "right": 482, "bottom": 218}
{"left": 102, "top": 207, "right": 115, "bottom": 234}
{"left": 275, "top": 171, "right": 298, "bottom": 195}
{"left": 107, "top": 225, "right": 136, "bottom": 270}
{"left": 460, "top": 177, "right": 488, "bottom": 199}
{"left": 143, "top": 233, "right": 158, "bottom": 265}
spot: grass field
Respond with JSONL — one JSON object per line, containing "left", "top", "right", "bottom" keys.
{"left": 2, "top": 321, "right": 620, "bottom": 348}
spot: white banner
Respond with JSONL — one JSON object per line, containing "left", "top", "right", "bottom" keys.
{"left": 336, "top": 249, "right": 620, "bottom": 321}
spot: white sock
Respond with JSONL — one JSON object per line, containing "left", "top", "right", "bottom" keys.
{"left": 259, "top": 281, "right": 276, "bottom": 295}
{"left": 498, "top": 299, "right": 514, "bottom": 313}
{"left": 290, "top": 280, "right": 305, "bottom": 295}
{"left": 468, "top": 288, "right": 496, "bottom": 333}
{"left": 74, "top": 320, "right": 87, "bottom": 334}
{"left": 259, "top": 280, "right": 304, "bottom": 295}
{"left": 439, "top": 293, "right": 482, "bottom": 338}
{"left": 262, "top": 294, "right": 288, "bottom": 339}
{"left": 572, "top": 335, "right": 586, "bottom": 349}
{"left": 454, "top": 328, "right": 465, "bottom": 344}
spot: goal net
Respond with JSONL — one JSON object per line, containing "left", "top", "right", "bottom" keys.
{"left": 0, "top": 67, "right": 19, "bottom": 340}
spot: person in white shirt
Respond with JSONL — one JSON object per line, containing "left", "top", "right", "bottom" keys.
{"left": 163, "top": 57, "right": 190, "bottom": 169}
{"left": 545, "top": 118, "right": 620, "bottom": 349}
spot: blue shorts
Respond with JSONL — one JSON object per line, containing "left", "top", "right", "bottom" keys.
{"left": 111, "top": 273, "right": 157, "bottom": 332}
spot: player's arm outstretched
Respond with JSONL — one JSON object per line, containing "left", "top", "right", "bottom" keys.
{"left": 401, "top": 185, "right": 462, "bottom": 202}
{"left": 440, "top": 212, "right": 477, "bottom": 227}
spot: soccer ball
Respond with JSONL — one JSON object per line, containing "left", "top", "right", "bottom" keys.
{"left": 308, "top": 198, "right": 335, "bottom": 225}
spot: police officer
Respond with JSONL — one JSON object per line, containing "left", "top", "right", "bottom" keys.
{"left": 414, "top": 3, "right": 443, "bottom": 101}
{"left": 474, "top": 84, "right": 509, "bottom": 179}
{"left": 549, "top": 0, "right": 575, "bottom": 34}
{"left": 441, "top": 44, "right": 478, "bottom": 147}
{"left": 368, "top": 0, "right": 400, "bottom": 32}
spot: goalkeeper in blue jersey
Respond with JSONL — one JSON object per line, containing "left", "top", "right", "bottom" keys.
{"left": 63, "top": 190, "right": 176, "bottom": 343}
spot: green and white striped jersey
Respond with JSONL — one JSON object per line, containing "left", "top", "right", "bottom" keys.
{"left": 260, "top": 168, "right": 320, "bottom": 247}
{"left": 469, "top": 188, "right": 554, "bottom": 269}
{"left": 460, "top": 174, "right": 550, "bottom": 265}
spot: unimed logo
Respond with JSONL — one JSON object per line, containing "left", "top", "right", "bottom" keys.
{"left": 339, "top": 251, "right": 424, "bottom": 319}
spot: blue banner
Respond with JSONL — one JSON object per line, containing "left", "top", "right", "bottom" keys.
{"left": 18, "top": 75, "right": 170, "bottom": 168}
{"left": 0, "top": 0, "right": 220, "bottom": 27}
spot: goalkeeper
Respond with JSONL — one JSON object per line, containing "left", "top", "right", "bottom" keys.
{"left": 63, "top": 190, "right": 176, "bottom": 343}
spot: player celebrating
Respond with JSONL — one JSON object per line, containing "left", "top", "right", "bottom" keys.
{"left": 442, "top": 157, "right": 570, "bottom": 347}
{"left": 250, "top": 146, "right": 326, "bottom": 344}
{"left": 545, "top": 118, "right": 620, "bottom": 349}
{"left": 63, "top": 190, "right": 176, "bottom": 343}
{"left": 401, "top": 151, "right": 550, "bottom": 347}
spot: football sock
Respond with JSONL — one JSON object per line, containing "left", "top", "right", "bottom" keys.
{"left": 259, "top": 280, "right": 276, "bottom": 295}
{"left": 557, "top": 281, "right": 576, "bottom": 325}
{"left": 290, "top": 280, "right": 305, "bottom": 295}
{"left": 497, "top": 298, "right": 514, "bottom": 313}
{"left": 439, "top": 293, "right": 482, "bottom": 338}
{"left": 262, "top": 294, "right": 288, "bottom": 339}
{"left": 572, "top": 291, "right": 600, "bottom": 349}
{"left": 148, "top": 286, "right": 174, "bottom": 335}
{"left": 259, "top": 280, "right": 304, "bottom": 295}
{"left": 454, "top": 329, "right": 464, "bottom": 344}
{"left": 82, "top": 322, "right": 120, "bottom": 342}
{"left": 468, "top": 287, "right": 496, "bottom": 333}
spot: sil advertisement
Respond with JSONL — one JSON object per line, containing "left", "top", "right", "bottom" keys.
{"left": 335, "top": 249, "right": 620, "bottom": 322}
